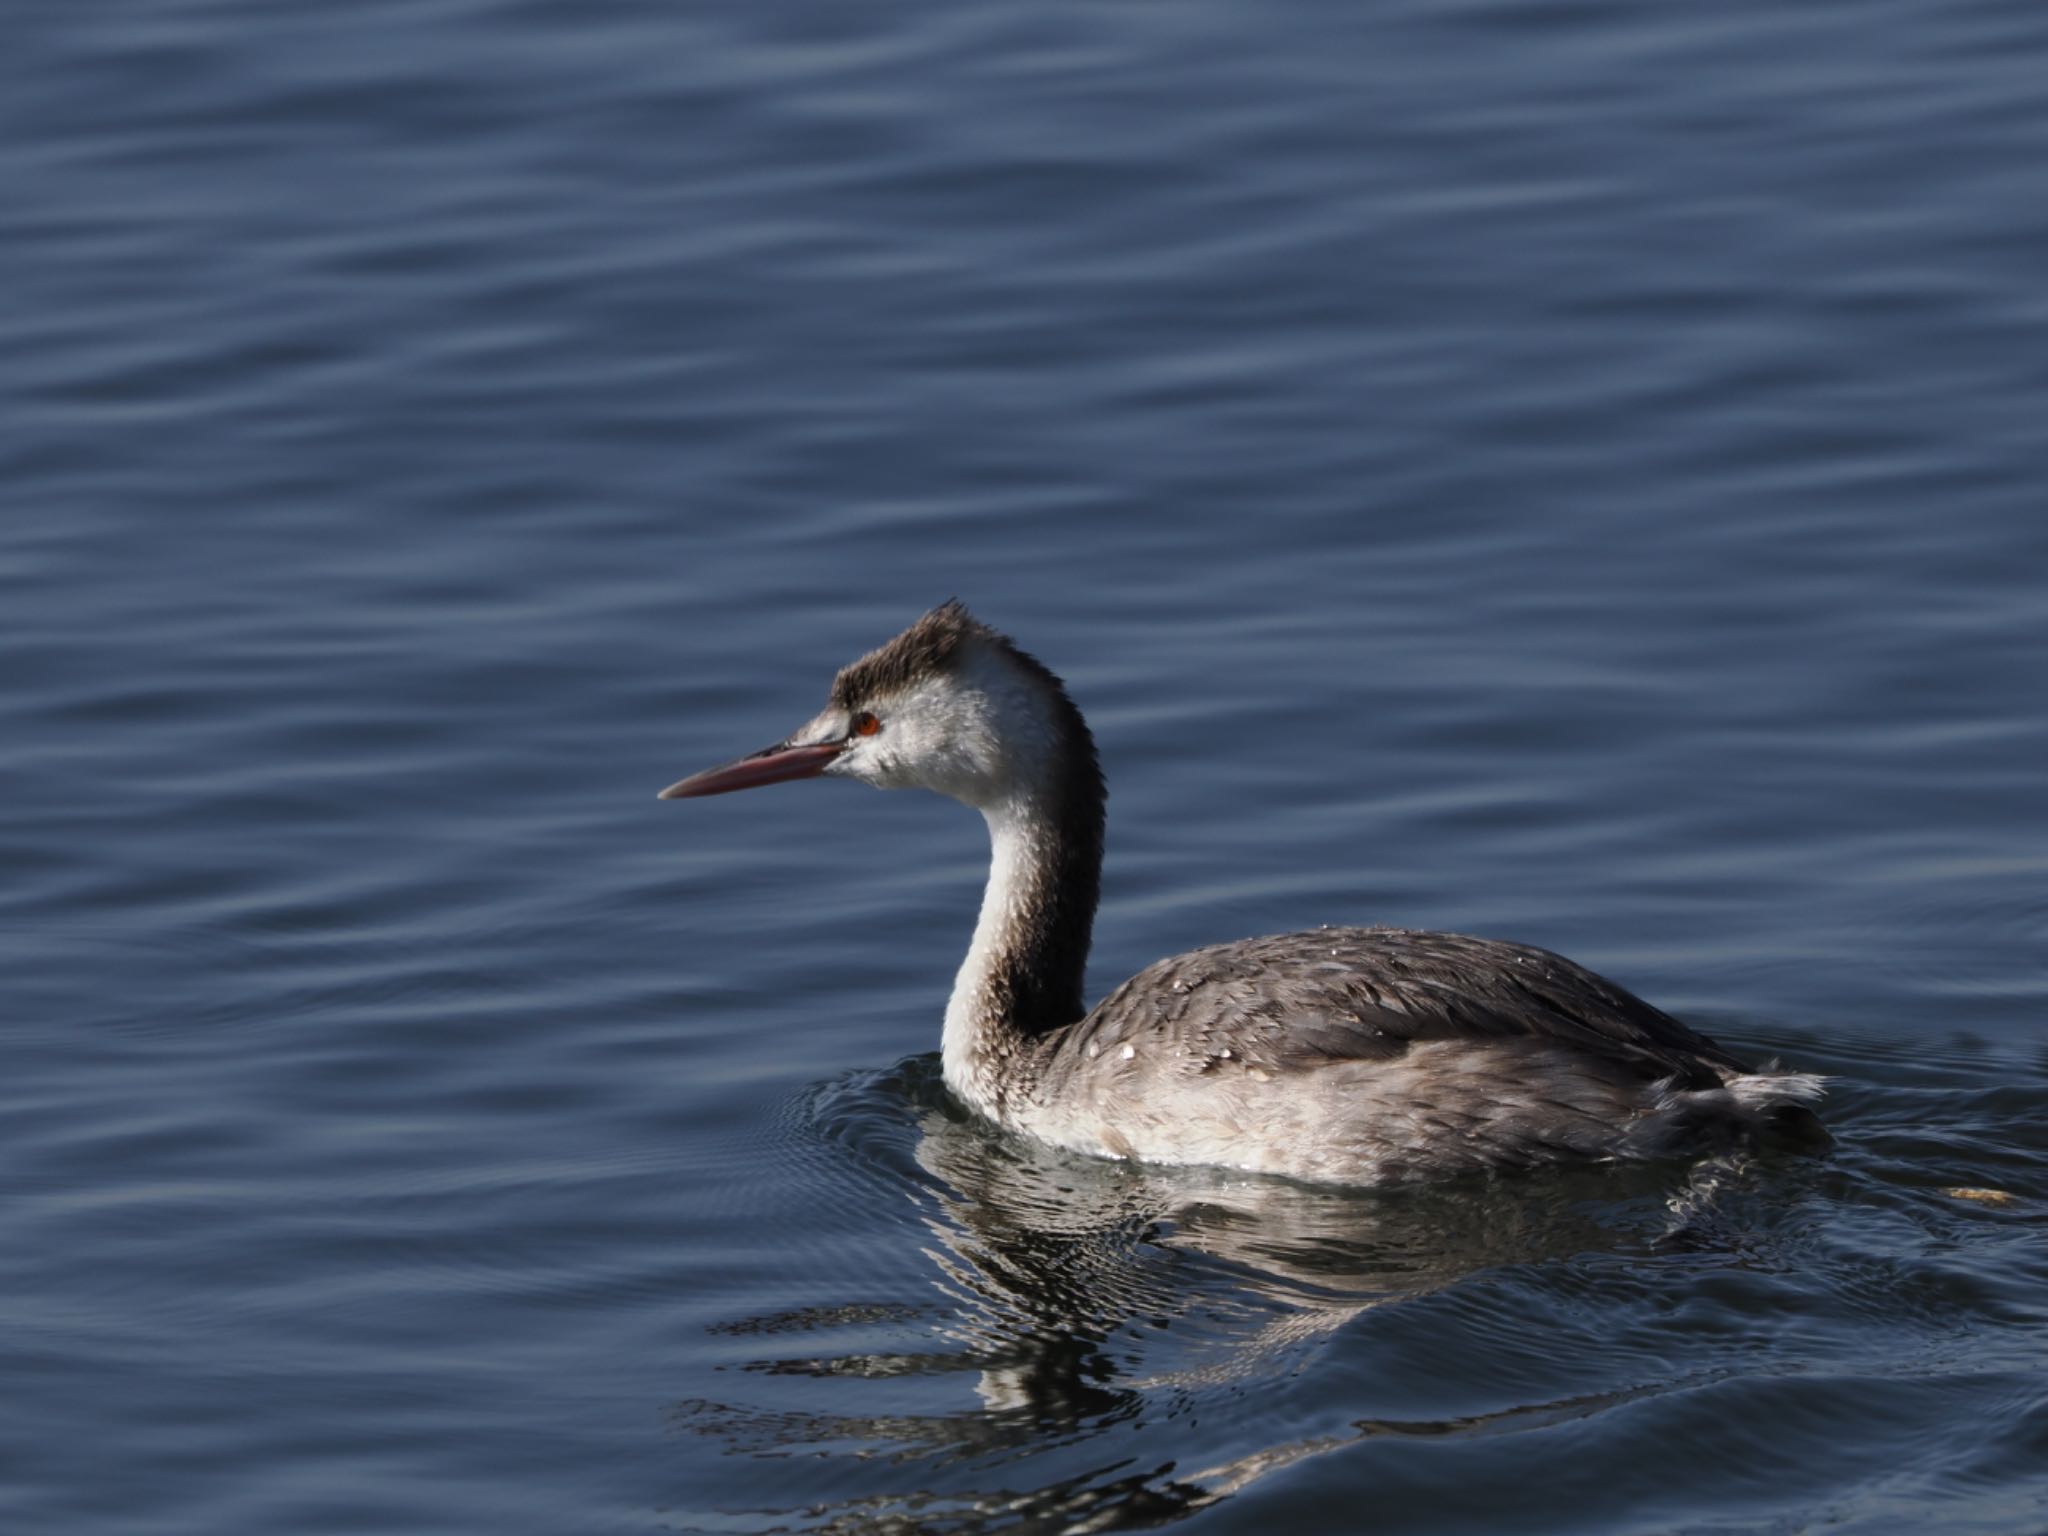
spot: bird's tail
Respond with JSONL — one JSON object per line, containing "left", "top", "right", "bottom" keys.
{"left": 1725, "top": 1065, "right": 1832, "bottom": 1151}
{"left": 1624, "top": 1063, "right": 1831, "bottom": 1159}
{"left": 1724, "top": 1067, "right": 1828, "bottom": 1110}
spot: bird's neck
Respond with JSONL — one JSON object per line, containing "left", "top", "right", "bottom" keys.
{"left": 942, "top": 778, "right": 1103, "bottom": 1119}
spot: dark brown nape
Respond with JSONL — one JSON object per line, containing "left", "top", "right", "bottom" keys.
{"left": 836, "top": 602, "right": 1107, "bottom": 1039}
{"left": 992, "top": 671, "right": 1105, "bottom": 1037}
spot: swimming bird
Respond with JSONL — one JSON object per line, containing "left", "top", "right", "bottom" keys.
{"left": 660, "top": 602, "right": 1824, "bottom": 1186}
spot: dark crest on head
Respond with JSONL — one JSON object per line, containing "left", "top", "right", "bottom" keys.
{"left": 828, "top": 599, "right": 988, "bottom": 711}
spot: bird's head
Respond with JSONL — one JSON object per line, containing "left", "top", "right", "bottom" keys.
{"left": 659, "top": 601, "right": 1094, "bottom": 815}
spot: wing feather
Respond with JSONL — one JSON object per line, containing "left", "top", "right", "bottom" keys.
{"left": 1070, "top": 927, "right": 1745, "bottom": 1088}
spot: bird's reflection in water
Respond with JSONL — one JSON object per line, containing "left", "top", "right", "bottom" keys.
{"left": 672, "top": 1059, "right": 1731, "bottom": 1533}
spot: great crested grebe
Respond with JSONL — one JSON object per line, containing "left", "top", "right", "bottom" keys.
{"left": 660, "top": 602, "right": 1825, "bottom": 1186}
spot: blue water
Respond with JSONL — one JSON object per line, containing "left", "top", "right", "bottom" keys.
{"left": 6, "top": 1, "right": 2048, "bottom": 1531}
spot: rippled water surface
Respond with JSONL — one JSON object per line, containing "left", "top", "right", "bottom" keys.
{"left": 6, "top": 1, "right": 2048, "bottom": 1531}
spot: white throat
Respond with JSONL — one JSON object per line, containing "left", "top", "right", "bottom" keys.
{"left": 941, "top": 794, "right": 1058, "bottom": 1117}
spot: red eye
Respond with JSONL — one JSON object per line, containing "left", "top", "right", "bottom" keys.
{"left": 852, "top": 711, "right": 881, "bottom": 737}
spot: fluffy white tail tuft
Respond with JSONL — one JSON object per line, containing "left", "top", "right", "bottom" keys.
{"left": 1724, "top": 1070, "right": 1828, "bottom": 1109}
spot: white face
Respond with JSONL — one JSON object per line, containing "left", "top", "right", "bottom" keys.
{"left": 799, "top": 641, "right": 1059, "bottom": 811}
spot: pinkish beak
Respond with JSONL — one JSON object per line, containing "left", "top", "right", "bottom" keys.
{"left": 657, "top": 738, "right": 843, "bottom": 799}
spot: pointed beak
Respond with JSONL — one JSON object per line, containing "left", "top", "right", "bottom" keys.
{"left": 657, "top": 738, "right": 843, "bottom": 799}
